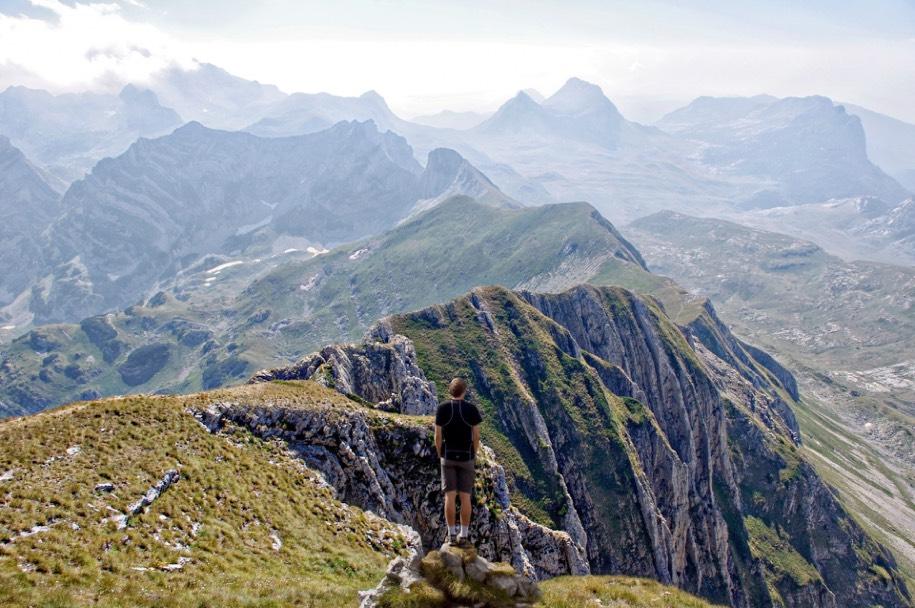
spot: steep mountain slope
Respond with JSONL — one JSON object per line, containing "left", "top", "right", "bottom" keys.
{"left": 0, "top": 138, "right": 59, "bottom": 313}
{"left": 657, "top": 96, "right": 909, "bottom": 207}
{"left": 0, "top": 85, "right": 181, "bottom": 183}
{"left": 0, "top": 196, "right": 654, "bottom": 417}
{"left": 378, "top": 284, "right": 908, "bottom": 607}
{"left": 626, "top": 211, "right": 915, "bottom": 582}
{"left": 253, "top": 283, "right": 908, "bottom": 606}
{"left": 20, "top": 121, "right": 501, "bottom": 324}
{"left": 845, "top": 103, "right": 915, "bottom": 191}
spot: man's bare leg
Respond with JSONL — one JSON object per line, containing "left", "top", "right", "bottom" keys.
{"left": 459, "top": 491, "right": 472, "bottom": 536}
{"left": 444, "top": 491, "right": 457, "bottom": 537}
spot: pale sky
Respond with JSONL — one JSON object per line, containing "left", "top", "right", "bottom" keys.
{"left": 1, "top": 0, "right": 914, "bottom": 123}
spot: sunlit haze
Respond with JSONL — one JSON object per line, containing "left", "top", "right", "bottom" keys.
{"left": 1, "top": 0, "right": 913, "bottom": 122}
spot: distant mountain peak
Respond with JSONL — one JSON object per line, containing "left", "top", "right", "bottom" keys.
{"left": 475, "top": 79, "right": 627, "bottom": 148}
{"left": 522, "top": 88, "right": 545, "bottom": 103}
{"left": 412, "top": 147, "right": 519, "bottom": 213}
{"left": 544, "top": 77, "right": 619, "bottom": 116}
{"left": 474, "top": 91, "right": 547, "bottom": 134}
{"left": 512, "top": 89, "right": 539, "bottom": 104}
{"left": 360, "top": 89, "right": 385, "bottom": 102}
{"left": 173, "top": 120, "right": 210, "bottom": 135}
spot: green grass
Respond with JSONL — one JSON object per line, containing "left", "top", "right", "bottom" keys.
{"left": 743, "top": 516, "right": 821, "bottom": 587}
{"left": 538, "top": 576, "right": 725, "bottom": 607}
{"left": 0, "top": 381, "right": 403, "bottom": 607}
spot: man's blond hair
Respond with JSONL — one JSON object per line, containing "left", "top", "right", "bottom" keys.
{"left": 448, "top": 377, "right": 467, "bottom": 398}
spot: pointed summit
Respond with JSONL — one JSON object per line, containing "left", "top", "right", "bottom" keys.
{"left": 413, "top": 147, "right": 519, "bottom": 212}
{"left": 474, "top": 90, "right": 551, "bottom": 135}
{"left": 522, "top": 88, "right": 546, "bottom": 103}
{"left": 172, "top": 120, "right": 212, "bottom": 137}
{"left": 544, "top": 77, "right": 620, "bottom": 117}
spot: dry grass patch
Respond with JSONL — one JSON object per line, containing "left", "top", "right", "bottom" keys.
{"left": 0, "top": 381, "right": 404, "bottom": 607}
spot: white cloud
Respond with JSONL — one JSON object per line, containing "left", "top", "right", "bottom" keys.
{"left": 0, "top": 0, "right": 190, "bottom": 93}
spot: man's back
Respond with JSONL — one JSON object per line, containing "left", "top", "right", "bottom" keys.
{"left": 435, "top": 399, "right": 482, "bottom": 457}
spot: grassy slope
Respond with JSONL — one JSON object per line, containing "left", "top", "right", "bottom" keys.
{"left": 626, "top": 210, "right": 915, "bottom": 587}
{"left": 0, "top": 381, "right": 405, "bottom": 608}
{"left": 539, "top": 576, "right": 724, "bottom": 608}
{"left": 1, "top": 196, "right": 652, "bottom": 418}
{"left": 236, "top": 196, "right": 646, "bottom": 357}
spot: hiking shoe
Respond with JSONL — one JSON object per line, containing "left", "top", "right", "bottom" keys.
{"left": 455, "top": 534, "right": 473, "bottom": 548}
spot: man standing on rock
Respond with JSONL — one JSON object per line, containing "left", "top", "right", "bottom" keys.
{"left": 434, "top": 377, "right": 482, "bottom": 546}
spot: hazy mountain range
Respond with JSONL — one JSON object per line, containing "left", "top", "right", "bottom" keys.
{"left": 0, "top": 64, "right": 911, "bottom": 280}
{"left": 0, "top": 120, "right": 511, "bottom": 326}
{"left": 0, "top": 84, "right": 181, "bottom": 183}
{"left": 2, "top": 60, "right": 915, "bottom": 604}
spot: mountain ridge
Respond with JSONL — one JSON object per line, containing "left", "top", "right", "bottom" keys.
{"left": 0, "top": 196, "right": 652, "bottom": 416}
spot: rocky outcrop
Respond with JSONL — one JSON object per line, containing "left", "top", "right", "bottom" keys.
{"left": 109, "top": 469, "right": 180, "bottom": 530}
{"left": 249, "top": 327, "right": 438, "bottom": 415}
{"left": 363, "top": 543, "right": 542, "bottom": 608}
{"left": 192, "top": 397, "right": 588, "bottom": 579}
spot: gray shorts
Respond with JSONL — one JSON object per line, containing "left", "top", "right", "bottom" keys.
{"left": 441, "top": 458, "right": 475, "bottom": 493}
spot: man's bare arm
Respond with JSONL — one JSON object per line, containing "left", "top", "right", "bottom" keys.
{"left": 435, "top": 425, "right": 443, "bottom": 458}
{"left": 472, "top": 425, "right": 481, "bottom": 457}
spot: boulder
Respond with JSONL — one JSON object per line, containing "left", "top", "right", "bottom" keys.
{"left": 365, "top": 543, "right": 541, "bottom": 607}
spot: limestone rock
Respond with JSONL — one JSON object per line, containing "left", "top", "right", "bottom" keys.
{"left": 193, "top": 400, "right": 587, "bottom": 580}
{"left": 365, "top": 543, "right": 541, "bottom": 607}
{"left": 249, "top": 331, "right": 437, "bottom": 415}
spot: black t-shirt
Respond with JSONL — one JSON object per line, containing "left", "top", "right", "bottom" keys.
{"left": 435, "top": 399, "right": 483, "bottom": 453}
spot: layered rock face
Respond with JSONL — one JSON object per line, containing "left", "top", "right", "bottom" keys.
{"left": 382, "top": 284, "right": 909, "bottom": 608}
